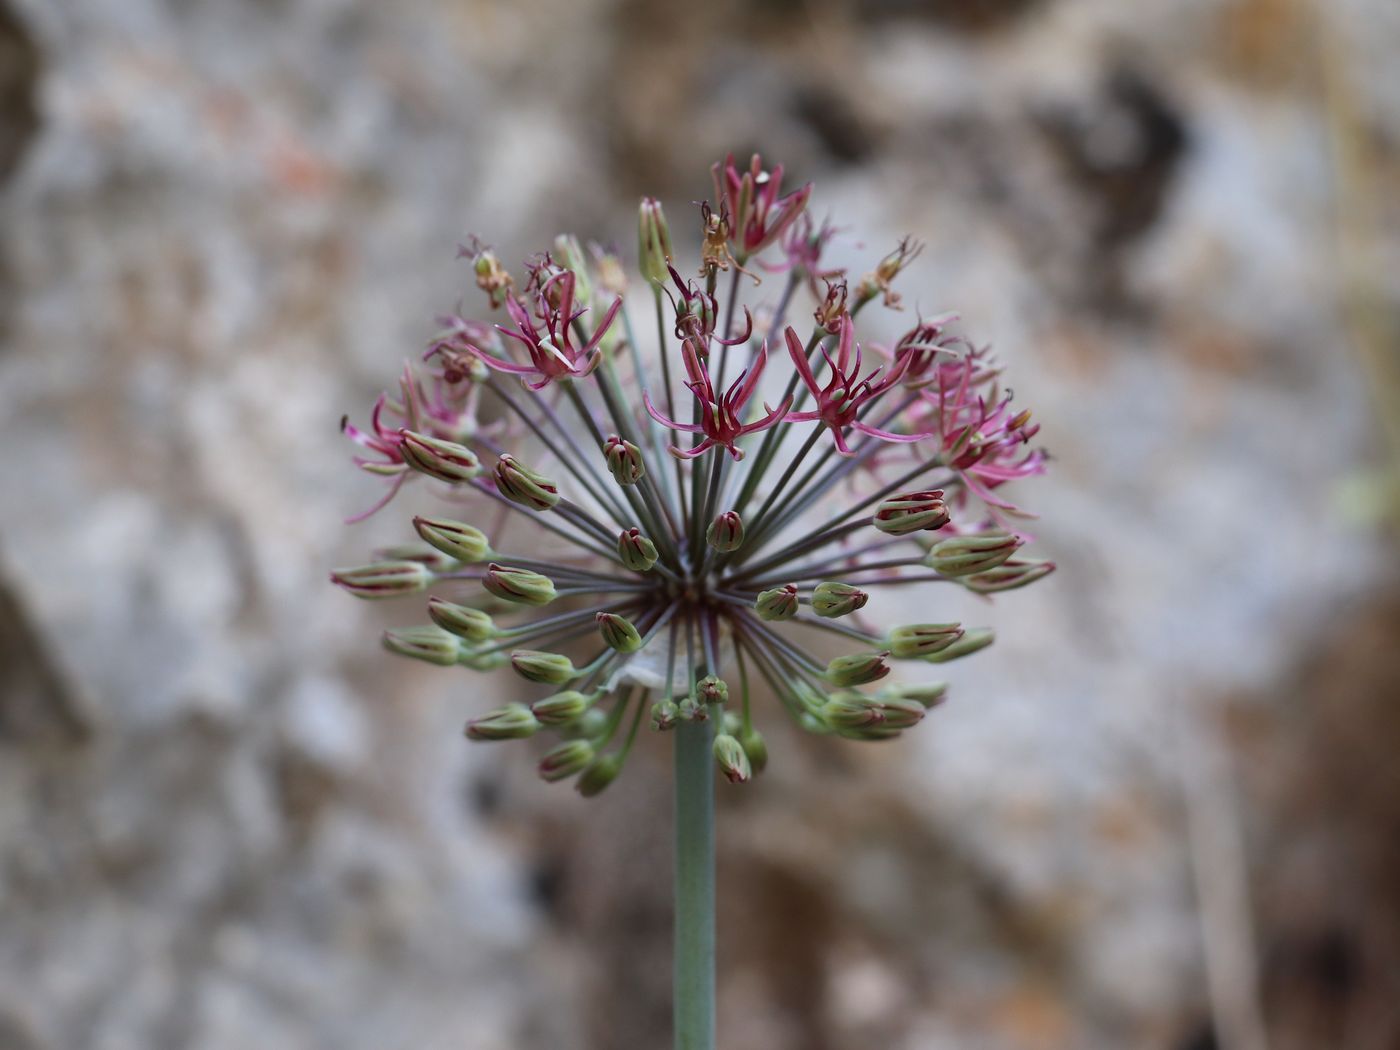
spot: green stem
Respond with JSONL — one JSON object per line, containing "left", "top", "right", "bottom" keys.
{"left": 674, "top": 717, "right": 715, "bottom": 1050}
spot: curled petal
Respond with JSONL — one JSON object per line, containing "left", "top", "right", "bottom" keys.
{"left": 644, "top": 390, "right": 704, "bottom": 433}
{"left": 851, "top": 421, "right": 930, "bottom": 444}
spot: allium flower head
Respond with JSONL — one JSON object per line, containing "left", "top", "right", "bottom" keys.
{"left": 334, "top": 153, "right": 1053, "bottom": 794}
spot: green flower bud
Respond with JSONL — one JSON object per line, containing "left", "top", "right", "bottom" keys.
{"left": 596, "top": 612, "right": 643, "bottom": 653}
{"left": 494, "top": 454, "right": 560, "bottom": 511}
{"left": 651, "top": 698, "right": 680, "bottom": 731}
{"left": 811, "top": 581, "right": 868, "bottom": 619}
{"left": 539, "top": 739, "right": 595, "bottom": 782}
{"left": 677, "top": 697, "right": 706, "bottom": 722}
{"left": 923, "top": 626, "right": 994, "bottom": 663}
{"left": 638, "top": 197, "right": 674, "bottom": 285}
{"left": 576, "top": 753, "right": 623, "bottom": 797}
{"left": 740, "top": 728, "right": 769, "bottom": 774}
{"left": 824, "top": 650, "right": 892, "bottom": 687}
{"left": 330, "top": 560, "right": 433, "bottom": 600}
{"left": 592, "top": 243, "right": 628, "bottom": 296}
{"left": 461, "top": 650, "right": 509, "bottom": 672}
{"left": 373, "top": 543, "right": 457, "bottom": 573}
{"left": 413, "top": 516, "right": 491, "bottom": 563}
{"left": 925, "top": 531, "right": 1021, "bottom": 576}
{"left": 962, "top": 559, "right": 1055, "bottom": 594}
{"left": 566, "top": 707, "right": 610, "bottom": 740}
{"left": 821, "top": 694, "right": 883, "bottom": 730}
{"left": 713, "top": 733, "right": 752, "bottom": 784}
{"left": 510, "top": 649, "right": 578, "bottom": 685}
{"left": 382, "top": 626, "right": 462, "bottom": 666}
{"left": 553, "top": 234, "right": 593, "bottom": 308}
{"left": 887, "top": 622, "right": 964, "bottom": 659}
{"left": 755, "top": 583, "right": 799, "bottom": 622}
{"left": 465, "top": 703, "right": 539, "bottom": 741}
{"left": 483, "top": 563, "right": 557, "bottom": 606}
{"left": 721, "top": 711, "right": 744, "bottom": 736}
{"left": 877, "top": 681, "right": 949, "bottom": 709}
{"left": 604, "top": 435, "right": 646, "bottom": 486}
{"left": 873, "top": 489, "right": 950, "bottom": 535}
{"left": 530, "top": 689, "right": 596, "bottom": 726}
{"left": 696, "top": 675, "right": 729, "bottom": 706}
{"left": 427, "top": 597, "right": 497, "bottom": 642}
{"left": 706, "top": 511, "right": 744, "bottom": 553}
{"left": 398, "top": 429, "right": 483, "bottom": 484}
{"left": 618, "top": 528, "right": 659, "bottom": 572}
{"left": 821, "top": 694, "right": 924, "bottom": 735}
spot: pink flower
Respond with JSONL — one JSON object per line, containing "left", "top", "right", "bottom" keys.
{"left": 710, "top": 153, "right": 813, "bottom": 261}
{"left": 645, "top": 338, "right": 790, "bottom": 460}
{"left": 341, "top": 361, "right": 487, "bottom": 521}
{"left": 451, "top": 269, "right": 621, "bottom": 389}
{"left": 666, "top": 266, "right": 752, "bottom": 353}
{"left": 914, "top": 346, "right": 1044, "bottom": 513}
{"left": 782, "top": 317, "right": 926, "bottom": 455}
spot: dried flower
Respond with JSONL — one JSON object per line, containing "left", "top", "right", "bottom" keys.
{"left": 335, "top": 153, "right": 1051, "bottom": 794}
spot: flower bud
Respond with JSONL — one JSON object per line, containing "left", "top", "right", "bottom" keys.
{"left": 382, "top": 625, "right": 462, "bottom": 666}
{"left": 591, "top": 243, "right": 628, "bottom": 296}
{"left": 713, "top": 733, "right": 752, "bottom": 784}
{"left": 413, "top": 516, "right": 491, "bottom": 563}
{"left": 553, "top": 234, "right": 593, "bottom": 307}
{"left": 811, "top": 581, "right": 868, "bottom": 619}
{"left": 696, "top": 675, "right": 729, "bottom": 706}
{"left": 330, "top": 560, "right": 433, "bottom": 600}
{"left": 638, "top": 197, "right": 674, "bottom": 285}
{"left": 510, "top": 649, "right": 578, "bottom": 685}
{"left": 877, "top": 681, "right": 949, "bottom": 709}
{"left": 604, "top": 435, "right": 646, "bottom": 486}
{"left": 618, "top": 528, "right": 659, "bottom": 572}
{"left": 483, "top": 563, "right": 557, "bottom": 606}
{"left": 398, "top": 429, "right": 483, "bottom": 484}
{"left": 539, "top": 739, "right": 595, "bottom": 782}
{"left": 721, "top": 711, "right": 743, "bottom": 736}
{"left": 962, "top": 559, "right": 1055, "bottom": 594}
{"left": 740, "top": 728, "right": 768, "bottom": 774}
{"left": 873, "top": 490, "right": 950, "bottom": 535}
{"left": 651, "top": 698, "right": 680, "bottom": 731}
{"left": 494, "top": 454, "right": 560, "bottom": 511}
{"left": 465, "top": 703, "right": 539, "bottom": 741}
{"left": 755, "top": 583, "right": 799, "bottom": 622}
{"left": 820, "top": 694, "right": 883, "bottom": 730}
{"left": 706, "top": 511, "right": 744, "bottom": 552}
{"left": 923, "top": 626, "right": 994, "bottom": 663}
{"left": 822, "top": 694, "right": 924, "bottom": 734}
{"left": 565, "top": 707, "right": 609, "bottom": 739}
{"left": 531, "top": 689, "right": 596, "bottom": 726}
{"left": 925, "top": 531, "right": 1021, "bottom": 576}
{"left": 887, "top": 623, "right": 964, "bottom": 659}
{"left": 597, "top": 612, "right": 643, "bottom": 653}
{"left": 461, "top": 650, "right": 509, "bottom": 672}
{"left": 824, "top": 650, "right": 891, "bottom": 687}
{"left": 373, "top": 543, "right": 456, "bottom": 573}
{"left": 426, "top": 598, "right": 497, "bottom": 642}
{"left": 576, "top": 753, "right": 623, "bottom": 797}
{"left": 677, "top": 696, "right": 707, "bottom": 722}
{"left": 471, "top": 247, "right": 515, "bottom": 309}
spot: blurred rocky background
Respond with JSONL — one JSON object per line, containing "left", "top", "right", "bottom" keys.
{"left": 1, "top": 0, "right": 1398, "bottom": 1048}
